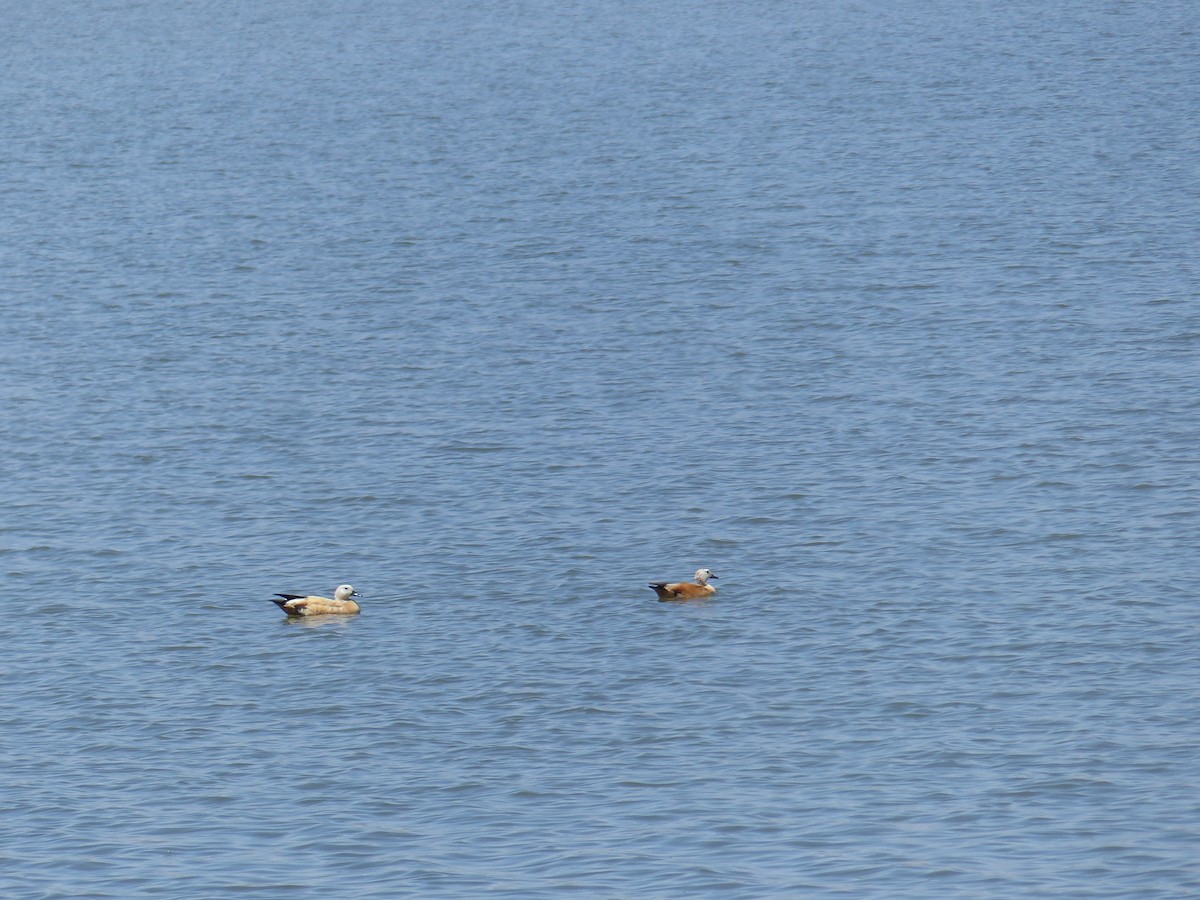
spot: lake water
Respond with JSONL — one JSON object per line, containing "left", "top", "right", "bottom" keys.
{"left": 2, "top": 0, "right": 1198, "bottom": 896}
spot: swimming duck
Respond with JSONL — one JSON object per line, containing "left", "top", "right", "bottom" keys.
{"left": 270, "top": 584, "right": 362, "bottom": 616}
{"left": 648, "top": 568, "right": 718, "bottom": 601}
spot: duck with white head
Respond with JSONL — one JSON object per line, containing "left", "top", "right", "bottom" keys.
{"left": 648, "top": 568, "right": 718, "bottom": 601}
{"left": 270, "top": 584, "right": 362, "bottom": 617}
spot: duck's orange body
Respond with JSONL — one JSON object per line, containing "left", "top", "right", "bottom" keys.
{"left": 271, "top": 584, "right": 362, "bottom": 616}
{"left": 649, "top": 568, "right": 718, "bottom": 601}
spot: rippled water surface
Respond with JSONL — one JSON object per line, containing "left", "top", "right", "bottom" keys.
{"left": 3, "top": 0, "right": 1198, "bottom": 896}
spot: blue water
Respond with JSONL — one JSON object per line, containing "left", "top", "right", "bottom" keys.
{"left": 2, "top": 0, "right": 1198, "bottom": 896}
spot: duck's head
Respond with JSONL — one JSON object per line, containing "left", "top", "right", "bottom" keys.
{"left": 695, "top": 568, "right": 717, "bottom": 584}
{"left": 334, "top": 584, "right": 361, "bottom": 601}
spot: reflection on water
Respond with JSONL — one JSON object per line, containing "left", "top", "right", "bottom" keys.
{"left": 280, "top": 614, "right": 360, "bottom": 631}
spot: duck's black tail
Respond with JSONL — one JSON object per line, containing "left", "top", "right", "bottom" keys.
{"left": 271, "top": 593, "right": 302, "bottom": 610}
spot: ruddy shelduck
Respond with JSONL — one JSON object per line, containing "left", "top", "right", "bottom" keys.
{"left": 270, "top": 584, "right": 362, "bottom": 617}
{"left": 649, "top": 568, "right": 718, "bottom": 601}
